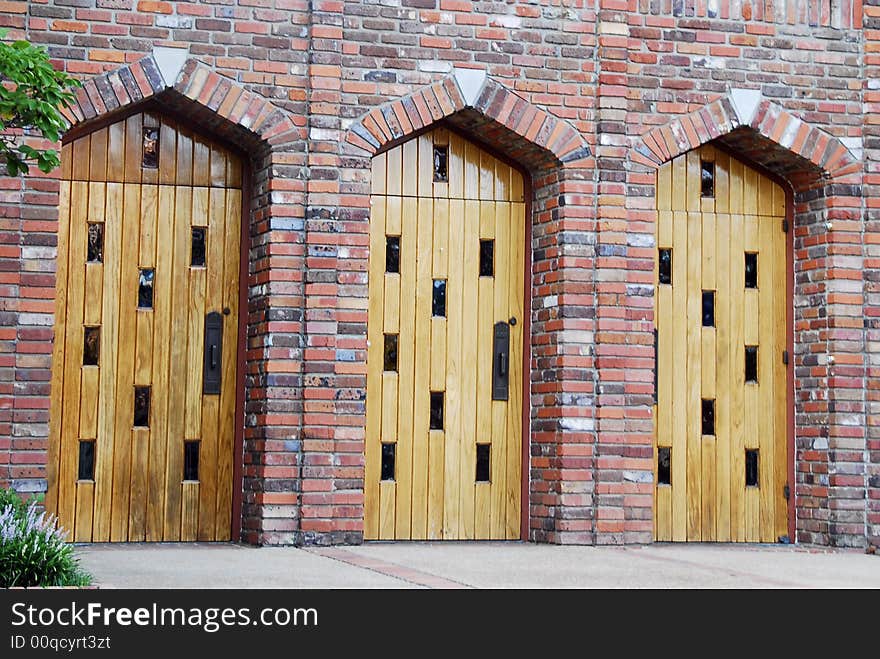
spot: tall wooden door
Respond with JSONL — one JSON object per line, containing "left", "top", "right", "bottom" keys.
{"left": 365, "top": 128, "right": 525, "bottom": 540}
{"left": 47, "top": 110, "right": 243, "bottom": 542}
{"left": 654, "top": 145, "right": 789, "bottom": 542}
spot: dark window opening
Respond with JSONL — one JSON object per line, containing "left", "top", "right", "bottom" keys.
{"left": 183, "top": 441, "right": 200, "bottom": 481}
{"left": 133, "top": 386, "right": 151, "bottom": 427}
{"left": 385, "top": 236, "right": 400, "bottom": 274}
{"left": 702, "top": 290, "right": 715, "bottom": 327}
{"left": 191, "top": 227, "right": 206, "bottom": 267}
{"left": 83, "top": 327, "right": 100, "bottom": 366}
{"left": 138, "top": 269, "right": 154, "bottom": 309}
{"left": 479, "top": 240, "right": 494, "bottom": 277}
{"left": 658, "top": 248, "right": 672, "bottom": 285}
{"left": 746, "top": 449, "right": 759, "bottom": 487}
{"left": 745, "top": 346, "right": 758, "bottom": 383}
{"left": 433, "top": 145, "right": 448, "bottom": 183}
{"left": 78, "top": 440, "right": 95, "bottom": 481}
{"left": 658, "top": 447, "right": 671, "bottom": 485}
{"left": 701, "top": 398, "right": 715, "bottom": 436}
{"left": 430, "top": 392, "right": 444, "bottom": 430}
{"left": 383, "top": 334, "right": 398, "bottom": 372}
{"left": 745, "top": 252, "right": 758, "bottom": 289}
{"left": 700, "top": 159, "right": 715, "bottom": 198}
{"left": 142, "top": 127, "right": 159, "bottom": 169}
{"left": 381, "top": 443, "right": 396, "bottom": 481}
{"left": 476, "top": 444, "right": 490, "bottom": 483}
{"left": 87, "top": 223, "right": 104, "bottom": 263}
{"left": 432, "top": 280, "right": 446, "bottom": 318}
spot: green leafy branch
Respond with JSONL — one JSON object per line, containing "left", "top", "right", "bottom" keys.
{"left": 0, "top": 28, "right": 81, "bottom": 176}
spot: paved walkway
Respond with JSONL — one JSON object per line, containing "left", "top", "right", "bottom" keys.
{"left": 76, "top": 542, "right": 879, "bottom": 589}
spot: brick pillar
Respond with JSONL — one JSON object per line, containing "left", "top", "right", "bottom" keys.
{"left": 593, "top": 3, "right": 654, "bottom": 544}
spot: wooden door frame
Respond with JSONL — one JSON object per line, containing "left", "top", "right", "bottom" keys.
{"left": 369, "top": 121, "right": 534, "bottom": 540}
{"left": 60, "top": 100, "right": 251, "bottom": 542}
{"left": 655, "top": 141, "right": 797, "bottom": 542}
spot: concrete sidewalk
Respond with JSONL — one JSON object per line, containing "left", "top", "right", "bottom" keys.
{"left": 76, "top": 542, "right": 879, "bottom": 589}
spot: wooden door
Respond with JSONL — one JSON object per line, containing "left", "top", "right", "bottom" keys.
{"left": 47, "top": 111, "right": 243, "bottom": 542}
{"left": 654, "top": 145, "right": 789, "bottom": 542}
{"left": 365, "top": 128, "right": 525, "bottom": 540}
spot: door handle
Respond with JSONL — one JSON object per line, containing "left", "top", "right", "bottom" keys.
{"left": 492, "top": 321, "right": 510, "bottom": 401}
{"left": 203, "top": 311, "right": 223, "bottom": 395}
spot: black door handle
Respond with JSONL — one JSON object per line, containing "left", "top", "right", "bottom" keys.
{"left": 492, "top": 321, "right": 510, "bottom": 401}
{"left": 203, "top": 311, "right": 223, "bottom": 394}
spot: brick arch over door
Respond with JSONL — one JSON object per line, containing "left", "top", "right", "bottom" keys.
{"left": 61, "top": 48, "right": 300, "bottom": 150}
{"left": 344, "top": 69, "right": 591, "bottom": 169}
{"left": 633, "top": 89, "right": 858, "bottom": 187}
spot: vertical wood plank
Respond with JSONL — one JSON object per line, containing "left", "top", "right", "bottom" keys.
{"left": 379, "top": 481, "right": 396, "bottom": 539}
{"left": 729, "top": 212, "right": 745, "bottom": 541}
{"left": 92, "top": 182, "right": 123, "bottom": 541}
{"left": 394, "top": 196, "right": 417, "bottom": 538}
{"left": 181, "top": 481, "right": 200, "bottom": 542}
{"left": 773, "top": 207, "right": 789, "bottom": 540}
{"left": 402, "top": 138, "right": 417, "bottom": 197}
{"left": 757, "top": 213, "right": 776, "bottom": 541}
{"left": 410, "top": 197, "right": 433, "bottom": 540}
{"left": 464, "top": 141, "right": 479, "bottom": 200}
{"left": 184, "top": 267, "right": 206, "bottom": 440}
{"left": 506, "top": 201, "right": 525, "bottom": 538}
{"left": 443, "top": 198, "right": 464, "bottom": 538}
{"left": 448, "top": 133, "right": 464, "bottom": 200}
{"left": 210, "top": 145, "right": 227, "bottom": 188}
{"left": 83, "top": 263, "right": 103, "bottom": 326}
{"left": 73, "top": 482, "right": 94, "bottom": 542}
{"left": 475, "top": 205, "right": 495, "bottom": 540}
{"left": 427, "top": 429, "right": 445, "bottom": 539}
{"left": 72, "top": 134, "right": 91, "bottom": 181}
{"left": 657, "top": 161, "right": 672, "bottom": 211}
{"left": 158, "top": 118, "right": 177, "bottom": 186}
{"left": 432, "top": 197, "right": 448, "bottom": 279}
{"left": 459, "top": 199, "right": 479, "bottom": 540}
{"left": 686, "top": 149, "right": 701, "bottom": 212}
{"left": 372, "top": 152, "right": 387, "bottom": 196}
{"left": 479, "top": 149, "right": 494, "bottom": 201}
{"left": 215, "top": 187, "right": 241, "bottom": 541}
{"left": 671, "top": 210, "right": 688, "bottom": 541}
{"left": 88, "top": 127, "right": 108, "bottom": 184}
{"left": 128, "top": 428, "right": 149, "bottom": 541}
{"left": 146, "top": 186, "right": 175, "bottom": 540}
{"left": 490, "top": 201, "right": 510, "bottom": 539}
{"left": 177, "top": 130, "right": 194, "bottom": 188}
{"left": 728, "top": 156, "right": 743, "bottom": 215}
{"left": 193, "top": 138, "right": 210, "bottom": 188}
{"left": 364, "top": 195, "right": 385, "bottom": 539}
{"left": 686, "top": 210, "right": 702, "bottom": 540}
{"left": 714, "top": 152, "right": 729, "bottom": 214}
{"left": 163, "top": 186, "right": 192, "bottom": 540}
{"left": 715, "top": 213, "right": 731, "bottom": 542}
{"left": 417, "top": 133, "right": 432, "bottom": 198}
{"left": 107, "top": 122, "right": 125, "bottom": 184}
{"left": 386, "top": 143, "right": 402, "bottom": 197}
{"left": 381, "top": 373, "right": 398, "bottom": 443}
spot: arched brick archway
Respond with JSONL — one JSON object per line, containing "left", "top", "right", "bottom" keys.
{"left": 633, "top": 89, "right": 858, "bottom": 185}
{"left": 61, "top": 48, "right": 300, "bottom": 149}
{"left": 344, "top": 69, "right": 591, "bottom": 168}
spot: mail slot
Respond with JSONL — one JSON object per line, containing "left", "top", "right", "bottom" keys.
{"left": 492, "top": 321, "right": 510, "bottom": 401}
{"left": 203, "top": 311, "right": 223, "bottom": 394}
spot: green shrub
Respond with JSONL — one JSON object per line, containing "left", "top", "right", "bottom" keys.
{"left": 0, "top": 487, "right": 39, "bottom": 517}
{"left": 0, "top": 494, "right": 91, "bottom": 588}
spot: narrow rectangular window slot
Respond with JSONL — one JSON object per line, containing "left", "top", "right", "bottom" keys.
{"left": 433, "top": 145, "right": 448, "bottom": 183}
{"left": 381, "top": 443, "right": 396, "bottom": 481}
{"left": 702, "top": 290, "right": 715, "bottom": 327}
{"left": 432, "top": 280, "right": 446, "bottom": 317}
{"left": 476, "top": 444, "right": 490, "bottom": 483}
{"left": 700, "top": 159, "right": 715, "bottom": 198}
{"left": 138, "top": 269, "right": 154, "bottom": 309}
{"left": 745, "top": 346, "right": 758, "bottom": 383}
{"left": 658, "top": 248, "right": 672, "bottom": 285}
{"left": 479, "top": 239, "right": 494, "bottom": 277}
{"left": 83, "top": 326, "right": 100, "bottom": 366}
{"left": 183, "top": 441, "right": 200, "bottom": 481}
{"left": 430, "top": 391, "right": 444, "bottom": 430}
{"left": 383, "top": 334, "right": 398, "bottom": 372}
{"left": 142, "top": 127, "right": 159, "bottom": 169}
{"left": 78, "top": 440, "right": 95, "bottom": 481}
{"left": 191, "top": 227, "right": 206, "bottom": 267}
{"left": 657, "top": 447, "right": 671, "bottom": 485}
{"left": 745, "top": 449, "right": 759, "bottom": 487}
{"left": 133, "top": 386, "right": 151, "bottom": 427}
{"left": 745, "top": 252, "right": 758, "bottom": 289}
{"left": 701, "top": 398, "right": 715, "bottom": 436}
{"left": 87, "top": 223, "right": 104, "bottom": 263}
{"left": 385, "top": 235, "right": 400, "bottom": 274}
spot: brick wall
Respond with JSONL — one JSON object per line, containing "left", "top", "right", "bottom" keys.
{"left": 0, "top": 0, "right": 875, "bottom": 548}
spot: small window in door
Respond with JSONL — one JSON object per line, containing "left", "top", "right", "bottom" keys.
{"left": 476, "top": 444, "right": 490, "bottom": 483}
{"left": 702, "top": 290, "right": 715, "bottom": 327}
{"left": 658, "top": 248, "right": 672, "bottom": 285}
{"left": 432, "top": 280, "right": 446, "bottom": 317}
{"left": 430, "top": 392, "right": 444, "bottom": 430}
{"left": 183, "top": 441, "right": 200, "bottom": 481}
{"left": 83, "top": 327, "right": 100, "bottom": 366}
{"left": 191, "top": 228, "right": 206, "bottom": 267}
{"left": 701, "top": 398, "right": 715, "bottom": 436}
{"left": 385, "top": 236, "right": 400, "bottom": 274}
{"left": 142, "top": 127, "right": 159, "bottom": 169}
{"left": 657, "top": 447, "right": 671, "bottom": 485}
{"left": 133, "top": 386, "right": 151, "bottom": 427}
{"left": 745, "top": 449, "right": 759, "bottom": 487}
{"left": 433, "top": 145, "right": 448, "bottom": 183}
{"left": 383, "top": 334, "right": 398, "bottom": 372}
{"left": 745, "top": 346, "right": 758, "bottom": 383}
{"left": 745, "top": 252, "right": 758, "bottom": 289}
{"left": 87, "top": 223, "right": 104, "bottom": 263}
{"left": 138, "top": 269, "right": 154, "bottom": 309}
{"left": 479, "top": 240, "right": 494, "bottom": 277}
{"left": 381, "top": 443, "right": 396, "bottom": 481}
{"left": 78, "top": 440, "right": 95, "bottom": 481}
{"left": 700, "top": 160, "right": 715, "bottom": 198}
